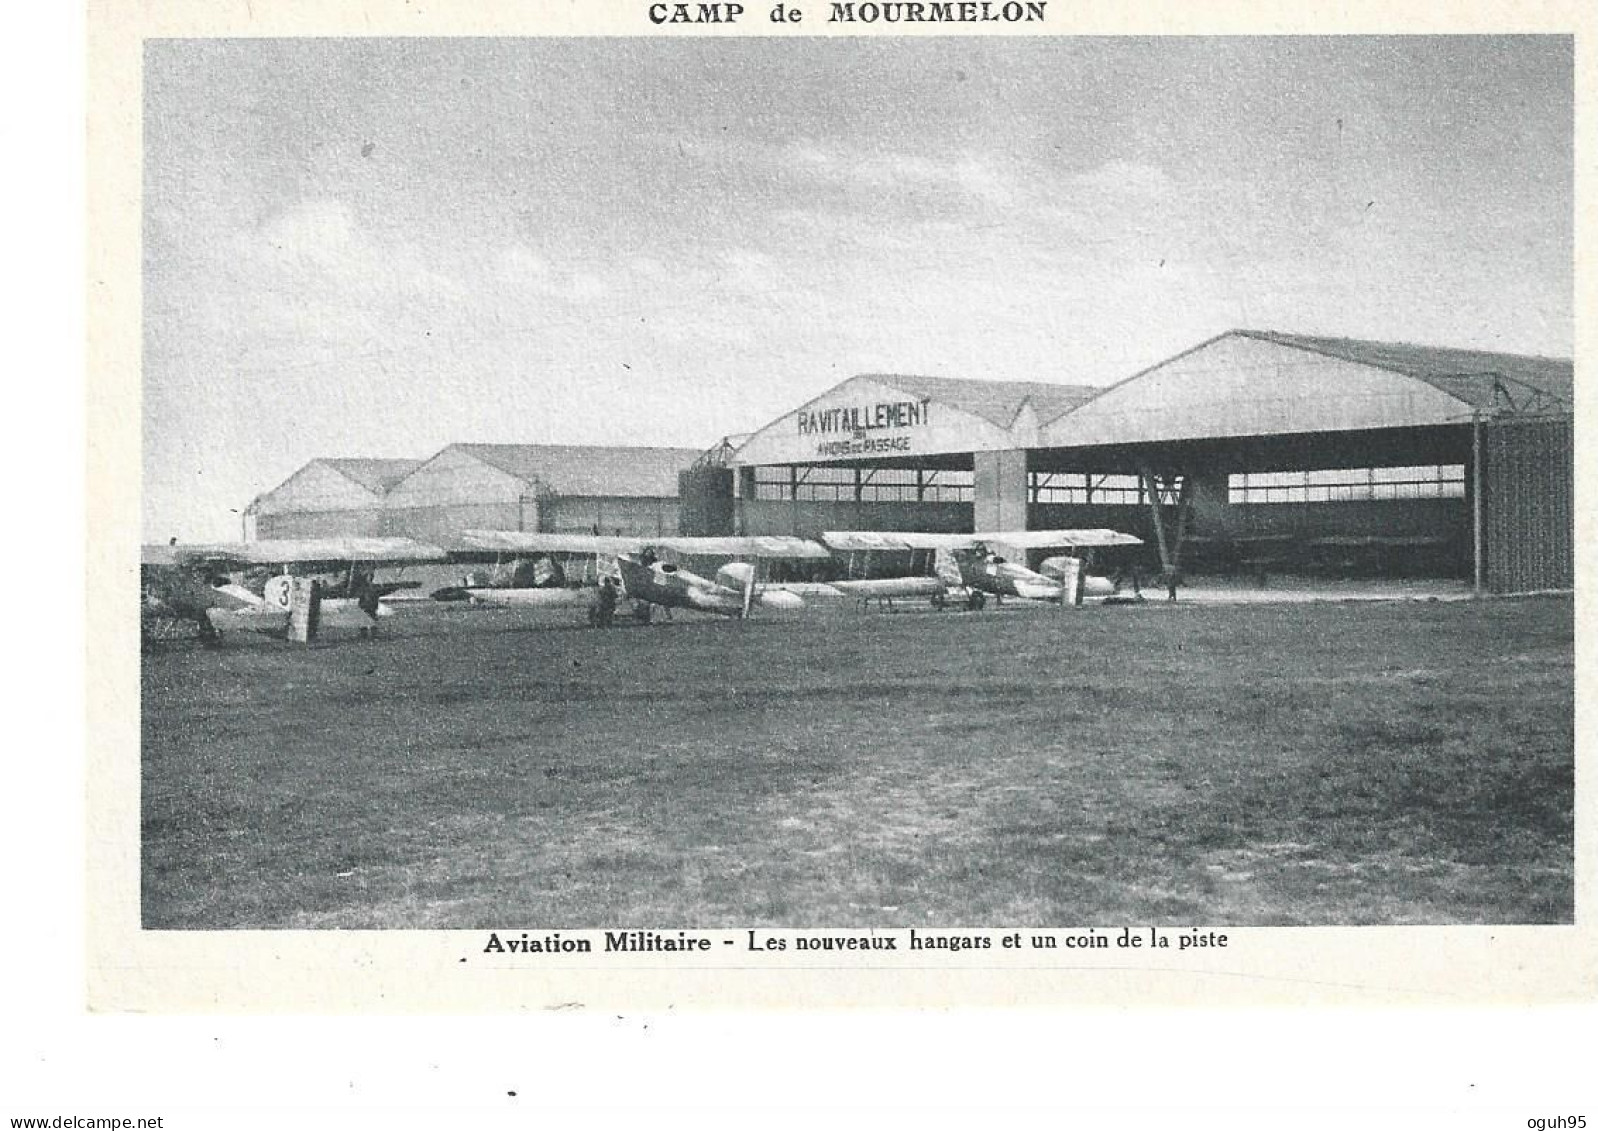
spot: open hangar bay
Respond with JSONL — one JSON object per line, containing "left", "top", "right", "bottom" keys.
{"left": 143, "top": 330, "right": 1575, "bottom": 927}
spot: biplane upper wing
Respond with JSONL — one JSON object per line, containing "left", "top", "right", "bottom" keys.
{"left": 819, "top": 531, "right": 975, "bottom": 553}
{"left": 654, "top": 535, "right": 832, "bottom": 559}
{"left": 453, "top": 531, "right": 646, "bottom": 556}
{"left": 454, "top": 531, "right": 831, "bottom": 559}
{"left": 160, "top": 537, "right": 450, "bottom": 569}
{"left": 969, "top": 529, "right": 1143, "bottom": 550}
{"left": 820, "top": 529, "right": 1141, "bottom": 552}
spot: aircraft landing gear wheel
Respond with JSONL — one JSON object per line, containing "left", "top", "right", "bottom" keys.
{"left": 967, "top": 591, "right": 986, "bottom": 611}
{"left": 633, "top": 601, "right": 653, "bottom": 624}
{"left": 931, "top": 592, "right": 946, "bottom": 611}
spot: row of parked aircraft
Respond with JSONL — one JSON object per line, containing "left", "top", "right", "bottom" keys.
{"left": 141, "top": 528, "right": 1145, "bottom": 644}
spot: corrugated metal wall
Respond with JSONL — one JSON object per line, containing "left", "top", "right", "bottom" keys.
{"left": 678, "top": 467, "right": 735, "bottom": 536}
{"left": 1484, "top": 417, "right": 1574, "bottom": 593}
{"left": 540, "top": 496, "right": 679, "bottom": 536}
{"left": 381, "top": 502, "right": 532, "bottom": 542}
{"left": 257, "top": 508, "right": 386, "bottom": 539}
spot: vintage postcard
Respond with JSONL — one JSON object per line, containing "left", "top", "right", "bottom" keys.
{"left": 89, "top": 0, "right": 1594, "bottom": 1011}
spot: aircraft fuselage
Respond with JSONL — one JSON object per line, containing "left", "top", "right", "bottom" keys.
{"left": 616, "top": 555, "right": 746, "bottom": 616}
{"left": 143, "top": 565, "right": 383, "bottom": 639}
{"left": 955, "top": 554, "right": 1064, "bottom": 602}
{"left": 143, "top": 566, "right": 259, "bottom": 623}
{"left": 615, "top": 555, "right": 803, "bottom": 618}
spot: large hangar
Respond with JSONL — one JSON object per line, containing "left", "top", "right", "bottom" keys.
{"left": 722, "top": 331, "right": 1573, "bottom": 592}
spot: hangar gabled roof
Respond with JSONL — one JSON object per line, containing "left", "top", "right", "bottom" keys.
{"left": 247, "top": 456, "right": 422, "bottom": 516}
{"left": 449, "top": 443, "right": 701, "bottom": 498}
{"left": 852, "top": 373, "right": 1101, "bottom": 428}
{"left": 730, "top": 372, "right": 1106, "bottom": 466}
{"left": 1041, "top": 329, "right": 1573, "bottom": 449}
{"left": 319, "top": 458, "right": 424, "bottom": 494}
{"left": 1234, "top": 331, "right": 1573, "bottom": 410}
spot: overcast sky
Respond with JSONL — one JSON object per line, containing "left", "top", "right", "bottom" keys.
{"left": 143, "top": 35, "right": 1573, "bottom": 541}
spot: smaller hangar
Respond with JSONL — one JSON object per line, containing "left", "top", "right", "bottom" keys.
{"left": 377, "top": 443, "right": 702, "bottom": 542}
{"left": 245, "top": 458, "right": 421, "bottom": 541}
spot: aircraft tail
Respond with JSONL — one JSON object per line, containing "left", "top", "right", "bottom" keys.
{"left": 715, "top": 560, "right": 804, "bottom": 615}
{"left": 1039, "top": 554, "right": 1082, "bottom": 603}
{"left": 715, "top": 561, "right": 757, "bottom": 618}
{"left": 933, "top": 548, "right": 963, "bottom": 588}
{"left": 614, "top": 554, "right": 653, "bottom": 598}
{"left": 225, "top": 580, "right": 271, "bottom": 609}
{"left": 1040, "top": 555, "right": 1117, "bottom": 601}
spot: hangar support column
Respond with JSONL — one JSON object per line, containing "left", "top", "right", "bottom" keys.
{"left": 974, "top": 449, "right": 1029, "bottom": 531}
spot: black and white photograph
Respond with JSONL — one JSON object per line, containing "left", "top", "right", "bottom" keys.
{"left": 135, "top": 31, "right": 1574, "bottom": 941}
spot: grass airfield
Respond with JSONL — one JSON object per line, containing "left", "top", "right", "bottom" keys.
{"left": 141, "top": 594, "right": 1574, "bottom": 928}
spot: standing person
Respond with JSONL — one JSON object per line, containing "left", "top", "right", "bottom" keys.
{"left": 633, "top": 547, "right": 671, "bottom": 620}
{"left": 350, "top": 566, "right": 382, "bottom": 617}
{"left": 592, "top": 575, "right": 619, "bottom": 628}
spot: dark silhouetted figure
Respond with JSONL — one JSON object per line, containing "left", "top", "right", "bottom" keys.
{"left": 591, "top": 576, "right": 619, "bottom": 628}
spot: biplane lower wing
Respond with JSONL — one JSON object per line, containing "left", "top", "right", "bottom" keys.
{"left": 460, "top": 587, "right": 595, "bottom": 609}
{"left": 828, "top": 577, "right": 948, "bottom": 600}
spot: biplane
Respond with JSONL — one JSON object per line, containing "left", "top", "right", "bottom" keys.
{"left": 141, "top": 537, "right": 449, "bottom": 643}
{"left": 819, "top": 529, "right": 1144, "bottom": 610}
{"left": 445, "top": 532, "right": 827, "bottom": 621}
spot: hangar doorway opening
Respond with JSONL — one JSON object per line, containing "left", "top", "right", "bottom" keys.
{"left": 693, "top": 456, "right": 981, "bottom": 539}
{"left": 1024, "top": 427, "right": 1477, "bottom": 586}
{"left": 680, "top": 454, "right": 980, "bottom": 584}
